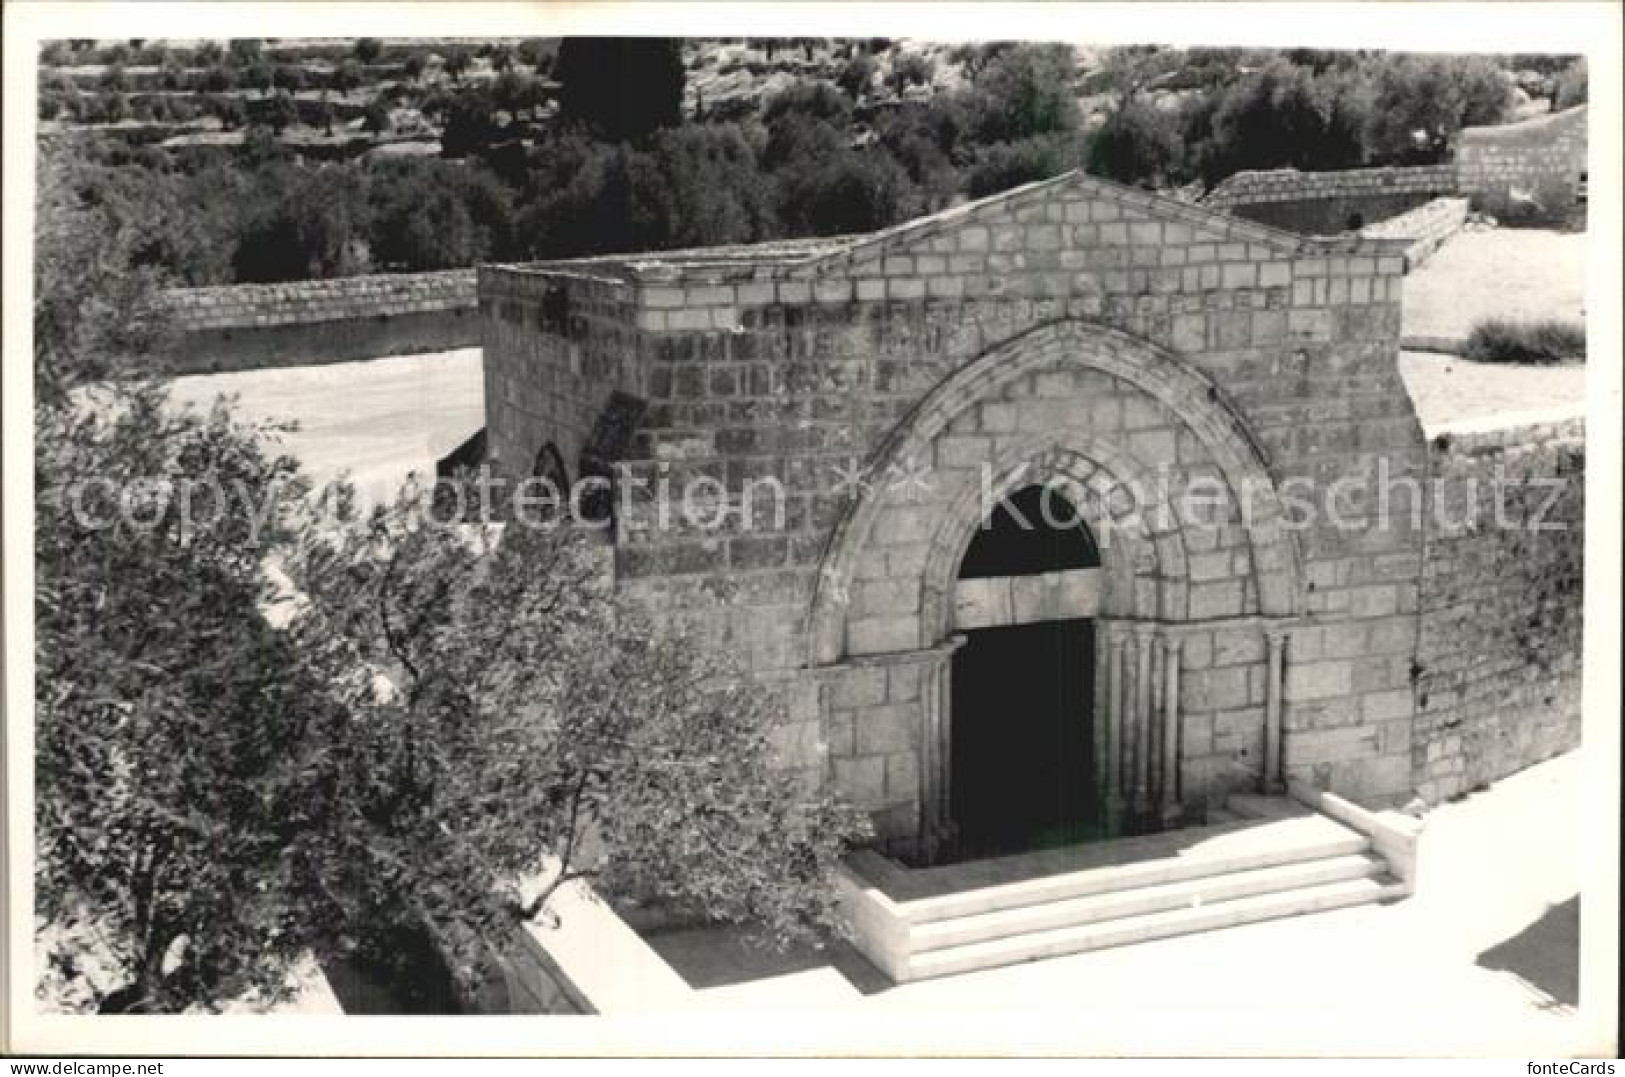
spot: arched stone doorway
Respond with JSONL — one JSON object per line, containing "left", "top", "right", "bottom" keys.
{"left": 950, "top": 484, "right": 1104, "bottom": 859}
{"left": 805, "top": 320, "right": 1306, "bottom": 861}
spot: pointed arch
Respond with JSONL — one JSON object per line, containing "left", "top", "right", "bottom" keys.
{"left": 805, "top": 319, "right": 1302, "bottom": 666}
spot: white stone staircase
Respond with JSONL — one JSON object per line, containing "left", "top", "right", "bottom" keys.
{"left": 838, "top": 789, "right": 1421, "bottom": 983}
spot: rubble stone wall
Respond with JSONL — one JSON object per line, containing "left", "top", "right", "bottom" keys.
{"left": 1412, "top": 418, "right": 1585, "bottom": 803}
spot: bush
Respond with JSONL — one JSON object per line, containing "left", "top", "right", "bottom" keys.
{"left": 1464, "top": 318, "right": 1585, "bottom": 365}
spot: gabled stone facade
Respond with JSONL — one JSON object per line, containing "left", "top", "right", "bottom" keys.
{"left": 480, "top": 171, "right": 1428, "bottom": 858}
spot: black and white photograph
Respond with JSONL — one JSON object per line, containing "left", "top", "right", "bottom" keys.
{"left": 2, "top": 1, "right": 1618, "bottom": 1061}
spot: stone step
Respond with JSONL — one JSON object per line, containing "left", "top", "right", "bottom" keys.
{"left": 910, "top": 852, "right": 1387, "bottom": 953}
{"left": 905, "top": 874, "right": 1406, "bottom": 981}
{"left": 884, "top": 813, "right": 1371, "bottom": 925}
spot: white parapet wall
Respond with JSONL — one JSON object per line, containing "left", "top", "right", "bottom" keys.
{"left": 483, "top": 860, "right": 697, "bottom": 1014}
{"left": 1361, "top": 197, "right": 1471, "bottom": 272}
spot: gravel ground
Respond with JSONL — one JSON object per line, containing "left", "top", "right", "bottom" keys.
{"left": 1399, "top": 351, "right": 1586, "bottom": 434}
{"left": 166, "top": 348, "right": 484, "bottom": 502}
{"left": 1404, "top": 228, "right": 1587, "bottom": 342}
{"left": 656, "top": 751, "right": 1604, "bottom": 1056}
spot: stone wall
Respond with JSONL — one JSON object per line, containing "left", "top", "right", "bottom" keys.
{"left": 1455, "top": 105, "right": 1587, "bottom": 226}
{"left": 1203, "top": 165, "right": 1460, "bottom": 235}
{"left": 483, "top": 171, "right": 1430, "bottom": 851}
{"left": 478, "top": 267, "right": 646, "bottom": 483}
{"left": 161, "top": 269, "right": 478, "bottom": 372}
{"left": 1359, "top": 197, "right": 1471, "bottom": 270}
{"left": 1412, "top": 418, "right": 1585, "bottom": 803}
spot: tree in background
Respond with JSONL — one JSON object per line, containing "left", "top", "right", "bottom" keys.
{"left": 1084, "top": 47, "right": 1189, "bottom": 188}
{"left": 368, "top": 159, "right": 514, "bottom": 271}
{"left": 776, "top": 147, "right": 913, "bottom": 235}
{"left": 637, "top": 123, "right": 772, "bottom": 249}
{"left": 331, "top": 59, "right": 364, "bottom": 94}
{"left": 962, "top": 43, "right": 1080, "bottom": 144}
{"left": 887, "top": 51, "right": 935, "bottom": 96}
{"left": 875, "top": 100, "right": 964, "bottom": 214}
{"left": 33, "top": 136, "right": 175, "bottom": 397}
{"left": 516, "top": 37, "right": 558, "bottom": 74}
{"left": 436, "top": 88, "right": 500, "bottom": 159}
{"left": 264, "top": 91, "right": 299, "bottom": 135}
{"left": 1190, "top": 59, "right": 1369, "bottom": 184}
{"left": 441, "top": 46, "right": 473, "bottom": 84}
{"left": 1087, "top": 96, "right": 1184, "bottom": 188}
{"left": 232, "top": 163, "right": 370, "bottom": 282}
{"left": 354, "top": 37, "right": 383, "bottom": 65}
{"left": 836, "top": 51, "right": 876, "bottom": 100}
{"left": 362, "top": 99, "right": 393, "bottom": 136}
{"left": 555, "top": 37, "right": 685, "bottom": 142}
{"left": 1362, "top": 53, "right": 1511, "bottom": 163}
{"left": 227, "top": 38, "right": 262, "bottom": 66}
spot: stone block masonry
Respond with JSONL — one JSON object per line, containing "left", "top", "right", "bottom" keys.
{"left": 1412, "top": 418, "right": 1584, "bottom": 804}
{"left": 1455, "top": 105, "right": 1587, "bottom": 226}
{"left": 482, "top": 168, "right": 1437, "bottom": 855}
{"left": 161, "top": 269, "right": 478, "bottom": 373}
{"left": 1204, "top": 105, "right": 1587, "bottom": 235}
{"left": 1203, "top": 165, "right": 1460, "bottom": 236}
{"left": 1360, "top": 198, "right": 1470, "bottom": 271}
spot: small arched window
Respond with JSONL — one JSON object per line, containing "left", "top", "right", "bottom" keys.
{"left": 532, "top": 441, "right": 570, "bottom": 492}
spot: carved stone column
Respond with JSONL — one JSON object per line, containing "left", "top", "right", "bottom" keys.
{"left": 1263, "top": 627, "right": 1288, "bottom": 794}
{"left": 1160, "top": 633, "right": 1183, "bottom": 820}
{"left": 1133, "top": 623, "right": 1156, "bottom": 813}
{"left": 1092, "top": 625, "right": 1110, "bottom": 814}
{"left": 1106, "top": 625, "right": 1127, "bottom": 822}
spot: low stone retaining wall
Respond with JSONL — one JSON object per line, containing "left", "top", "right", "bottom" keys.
{"left": 472, "top": 864, "right": 695, "bottom": 1015}
{"left": 1204, "top": 164, "right": 1459, "bottom": 235}
{"left": 1360, "top": 197, "right": 1471, "bottom": 271}
{"left": 1412, "top": 416, "right": 1585, "bottom": 803}
{"left": 161, "top": 269, "right": 478, "bottom": 373}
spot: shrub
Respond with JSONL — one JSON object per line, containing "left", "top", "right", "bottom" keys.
{"left": 1464, "top": 318, "right": 1585, "bottom": 365}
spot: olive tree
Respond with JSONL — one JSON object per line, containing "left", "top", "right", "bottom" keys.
{"left": 285, "top": 486, "right": 867, "bottom": 1001}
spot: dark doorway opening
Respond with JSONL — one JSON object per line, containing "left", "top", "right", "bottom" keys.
{"left": 951, "top": 618, "right": 1099, "bottom": 859}
{"left": 948, "top": 483, "right": 1103, "bottom": 860}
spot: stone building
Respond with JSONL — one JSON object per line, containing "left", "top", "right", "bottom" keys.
{"left": 479, "top": 171, "right": 1430, "bottom": 863}
{"left": 1456, "top": 104, "right": 1588, "bottom": 224}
